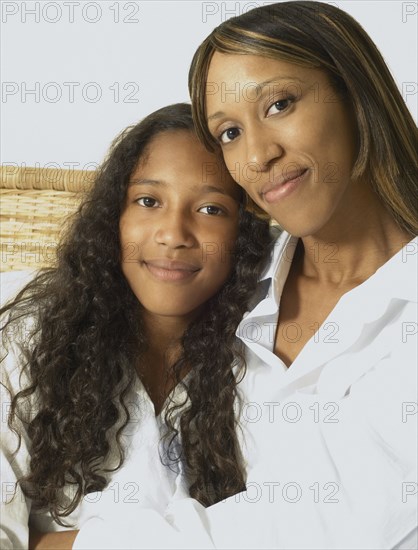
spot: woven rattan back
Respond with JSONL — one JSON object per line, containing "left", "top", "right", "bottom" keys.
{"left": 0, "top": 166, "right": 95, "bottom": 271}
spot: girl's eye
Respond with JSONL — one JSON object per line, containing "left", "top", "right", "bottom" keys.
{"left": 218, "top": 127, "right": 241, "bottom": 145}
{"left": 136, "top": 197, "right": 159, "bottom": 208}
{"left": 266, "top": 97, "right": 293, "bottom": 116}
{"left": 198, "top": 205, "right": 225, "bottom": 216}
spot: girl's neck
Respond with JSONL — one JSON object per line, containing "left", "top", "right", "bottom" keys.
{"left": 136, "top": 311, "right": 194, "bottom": 416}
{"left": 142, "top": 312, "right": 189, "bottom": 353}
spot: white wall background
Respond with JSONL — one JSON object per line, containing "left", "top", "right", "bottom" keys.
{"left": 1, "top": 0, "right": 417, "bottom": 168}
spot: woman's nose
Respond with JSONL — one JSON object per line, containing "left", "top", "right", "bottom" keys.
{"left": 154, "top": 210, "right": 196, "bottom": 249}
{"left": 244, "top": 123, "right": 284, "bottom": 173}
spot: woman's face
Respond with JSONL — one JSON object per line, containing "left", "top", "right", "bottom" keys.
{"left": 205, "top": 53, "right": 358, "bottom": 237}
{"left": 119, "top": 130, "right": 241, "bottom": 320}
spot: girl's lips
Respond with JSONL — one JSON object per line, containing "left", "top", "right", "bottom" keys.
{"left": 261, "top": 168, "right": 308, "bottom": 204}
{"left": 144, "top": 259, "right": 200, "bottom": 282}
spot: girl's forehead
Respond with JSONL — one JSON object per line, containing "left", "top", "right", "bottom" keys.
{"left": 134, "top": 130, "right": 216, "bottom": 170}
{"left": 129, "top": 131, "right": 241, "bottom": 199}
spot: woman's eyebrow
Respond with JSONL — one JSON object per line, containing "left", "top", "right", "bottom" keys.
{"left": 207, "top": 75, "right": 304, "bottom": 121}
{"left": 259, "top": 75, "right": 304, "bottom": 86}
{"left": 207, "top": 111, "right": 227, "bottom": 122}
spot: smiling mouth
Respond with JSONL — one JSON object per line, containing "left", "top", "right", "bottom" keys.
{"left": 143, "top": 259, "right": 201, "bottom": 282}
{"left": 260, "top": 168, "right": 308, "bottom": 203}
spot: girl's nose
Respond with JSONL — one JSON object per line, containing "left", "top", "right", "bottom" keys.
{"left": 154, "top": 210, "right": 196, "bottom": 249}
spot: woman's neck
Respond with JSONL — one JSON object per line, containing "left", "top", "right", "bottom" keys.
{"left": 299, "top": 178, "right": 412, "bottom": 287}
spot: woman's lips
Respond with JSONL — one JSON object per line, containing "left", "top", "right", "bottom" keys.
{"left": 261, "top": 168, "right": 308, "bottom": 204}
{"left": 143, "top": 259, "right": 201, "bottom": 282}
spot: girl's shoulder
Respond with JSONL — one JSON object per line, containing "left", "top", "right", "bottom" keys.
{"left": 1, "top": 270, "right": 40, "bottom": 397}
{"left": 1, "top": 270, "right": 38, "bottom": 307}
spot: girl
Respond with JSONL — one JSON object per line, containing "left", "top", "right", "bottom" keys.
{"left": 0, "top": 103, "right": 272, "bottom": 549}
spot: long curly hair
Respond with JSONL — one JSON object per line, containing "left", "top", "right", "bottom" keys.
{"left": 1, "top": 103, "right": 273, "bottom": 524}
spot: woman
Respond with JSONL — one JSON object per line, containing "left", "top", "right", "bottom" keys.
{"left": 189, "top": 0, "right": 417, "bottom": 366}
{"left": 0, "top": 103, "right": 272, "bottom": 549}
{"left": 72, "top": 3, "right": 416, "bottom": 549}
{"left": 189, "top": 1, "right": 418, "bottom": 548}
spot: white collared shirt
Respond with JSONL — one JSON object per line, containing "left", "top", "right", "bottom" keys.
{"left": 2, "top": 232, "right": 417, "bottom": 549}
{"left": 207, "top": 231, "right": 418, "bottom": 549}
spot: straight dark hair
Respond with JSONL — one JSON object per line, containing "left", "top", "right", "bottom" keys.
{"left": 189, "top": 1, "right": 418, "bottom": 235}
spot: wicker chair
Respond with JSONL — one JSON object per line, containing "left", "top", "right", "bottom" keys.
{"left": 0, "top": 165, "right": 95, "bottom": 272}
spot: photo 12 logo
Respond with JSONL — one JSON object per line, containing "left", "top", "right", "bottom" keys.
{"left": 1, "top": 81, "right": 140, "bottom": 104}
{"left": 230, "top": 480, "right": 340, "bottom": 504}
{"left": 1, "top": 1, "right": 141, "bottom": 24}
{"left": 201, "top": 1, "right": 340, "bottom": 23}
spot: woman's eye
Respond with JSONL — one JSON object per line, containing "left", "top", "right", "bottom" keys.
{"left": 136, "top": 197, "right": 159, "bottom": 208}
{"left": 218, "top": 127, "right": 241, "bottom": 145}
{"left": 198, "top": 205, "right": 224, "bottom": 216}
{"left": 266, "top": 97, "right": 292, "bottom": 116}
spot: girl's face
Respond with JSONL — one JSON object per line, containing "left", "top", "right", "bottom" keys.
{"left": 119, "top": 130, "right": 241, "bottom": 320}
{"left": 205, "top": 53, "right": 358, "bottom": 237}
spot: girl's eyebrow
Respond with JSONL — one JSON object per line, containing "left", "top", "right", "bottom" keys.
{"left": 128, "top": 180, "right": 233, "bottom": 197}
{"left": 201, "top": 184, "right": 230, "bottom": 196}
{"left": 128, "top": 178, "right": 164, "bottom": 186}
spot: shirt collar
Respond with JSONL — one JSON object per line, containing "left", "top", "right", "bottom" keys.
{"left": 260, "top": 231, "right": 417, "bottom": 302}
{"left": 236, "top": 232, "right": 417, "bottom": 386}
{"left": 259, "top": 229, "right": 298, "bottom": 306}
{"left": 234, "top": 229, "right": 296, "bottom": 336}
{"left": 371, "top": 235, "right": 417, "bottom": 303}
{"left": 240, "top": 232, "right": 417, "bottom": 331}
{"left": 259, "top": 228, "right": 291, "bottom": 282}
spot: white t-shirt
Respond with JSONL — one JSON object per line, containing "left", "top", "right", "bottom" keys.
{"left": 1, "top": 232, "right": 417, "bottom": 549}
